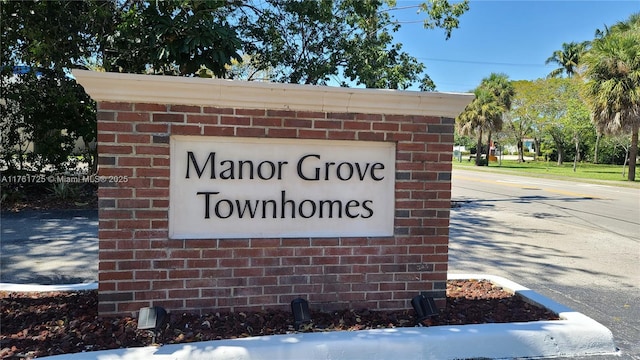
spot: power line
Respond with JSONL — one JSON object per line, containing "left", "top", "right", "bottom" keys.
{"left": 418, "top": 57, "right": 549, "bottom": 67}
{"left": 379, "top": 5, "right": 422, "bottom": 14}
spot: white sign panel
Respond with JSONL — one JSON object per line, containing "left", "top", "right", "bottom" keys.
{"left": 169, "top": 136, "right": 396, "bottom": 239}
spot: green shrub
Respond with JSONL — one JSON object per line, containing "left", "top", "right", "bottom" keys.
{"left": 48, "top": 182, "right": 79, "bottom": 200}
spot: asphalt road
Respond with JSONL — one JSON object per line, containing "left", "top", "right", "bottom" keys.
{"left": 1, "top": 169, "right": 638, "bottom": 358}
{"left": 449, "top": 168, "right": 640, "bottom": 359}
{"left": 0, "top": 209, "right": 98, "bottom": 284}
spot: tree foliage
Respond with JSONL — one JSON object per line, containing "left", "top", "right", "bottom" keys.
{"left": 235, "top": 0, "right": 468, "bottom": 89}
{"left": 1, "top": 1, "right": 113, "bottom": 69}
{"left": 564, "top": 90, "right": 593, "bottom": 171}
{"left": 506, "top": 78, "right": 600, "bottom": 167}
{"left": 545, "top": 41, "right": 590, "bottom": 79}
{"left": 1, "top": 69, "right": 96, "bottom": 172}
{"left": 1, "top": 0, "right": 470, "bottom": 173}
{"left": 419, "top": 0, "right": 470, "bottom": 40}
{"left": 1, "top": 1, "right": 109, "bottom": 173}
{"left": 456, "top": 73, "right": 514, "bottom": 166}
{"left": 582, "top": 12, "right": 640, "bottom": 181}
{"left": 105, "top": 0, "right": 242, "bottom": 76}
{"left": 505, "top": 80, "right": 538, "bottom": 162}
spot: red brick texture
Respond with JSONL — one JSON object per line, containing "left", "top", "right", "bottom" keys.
{"left": 96, "top": 102, "right": 453, "bottom": 315}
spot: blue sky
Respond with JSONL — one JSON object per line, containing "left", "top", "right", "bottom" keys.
{"left": 390, "top": 0, "right": 639, "bottom": 93}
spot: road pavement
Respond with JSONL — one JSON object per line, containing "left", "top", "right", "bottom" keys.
{"left": 0, "top": 209, "right": 98, "bottom": 284}
{"left": 450, "top": 168, "right": 640, "bottom": 359}
{"left": 1, "top": 169, "right": 638, "bottom": 358}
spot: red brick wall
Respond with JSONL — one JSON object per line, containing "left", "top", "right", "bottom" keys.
{"left": 96, "top": 101, "right": 453, "bottom": 315}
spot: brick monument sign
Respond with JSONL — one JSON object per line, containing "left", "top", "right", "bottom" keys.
{"left": 74, "top": 70, "right": 472, "bottom": 315}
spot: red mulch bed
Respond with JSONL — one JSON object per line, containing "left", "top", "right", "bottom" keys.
{"left": 1, "top": 279, "right": 559, "bottom": 359}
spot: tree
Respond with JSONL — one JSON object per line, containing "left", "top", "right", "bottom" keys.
{"left": 1, "top": 69, "right": 96, "bottom": 173}
{"left": 582, "top": 12, "right": 640, "bottom": 181}
{"left": 454, "top": 133, "right": 475, "bottom": 149}
{"left": 596, "top": 134, "right": 631, "bottom": 165}
{"left": 236, "top": 0, "right": 468, "bottom": 88}
{"left": 535, "top": 78, "right": 590, "bottom": 166}
{"left": 456, "top": 73, "right": 514, "bottom": 166}
{"left": 506, "top": 80, "right": 537, "bottom": 162}
{"left": 105, "top": 0, "right": 242, "bottom": 77}
{"left": 2, "top": 0, "right": 470, "bottom": 175}
{"left": 565, "top": 95, "right": 593, "bottom": 171}
{"left": 480, "top": 73, "right": 515, "bottom": 164}
{"left": 545, "top": 41, "right": 590, "bottom": 78}
{"left": 419, "top": 0, "right": 470, "bottom": 40}
{"left": 1, "top": 0, "right": 244, "bottom": 174}
{"left": 1, "top": 1, "right": 109, "bottom": 172}
{"left": 604, "top": 134, "right": 633, "bottom": 175}
{"left": 457, "top": 89, "right": 499, "bottom": 165}
{"left": 1, "top": 1, "right": 114, "bottom": 70}
{"left": 508, "top": 78, "right": 595, "bottom": 166}
{"left": 225, "top": 54, "right": 274, "bottom": 81}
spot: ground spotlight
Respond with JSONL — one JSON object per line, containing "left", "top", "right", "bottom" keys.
{"left": 290, "top": 297, "right": 311, "bottom": 330}
{"left": 411, "top": 294, "right": 438, "bottom": 326}
{"left": 137, "top": 306, "right": 167, "bottom": 343}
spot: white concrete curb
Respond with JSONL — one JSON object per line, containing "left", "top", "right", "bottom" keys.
{"left": 3, "top": 275, "right": 618, "bottom": 359}
{"left": 0, "top": 282, "right": 98, "bottom": 292}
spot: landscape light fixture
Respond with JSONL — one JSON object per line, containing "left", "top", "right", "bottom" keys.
{"left": 411, "top": 294, "right": 438, "bottom": 326}
{"left": 137, "top": 306, "right": 167, "bottom": 343}
{"left": 290, "top": 297, "right": 311, "bottom": 330}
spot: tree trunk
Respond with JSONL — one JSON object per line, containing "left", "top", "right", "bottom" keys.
{"left": 86, "top": 140, "right": 98, "bottom": 175}
{"left": 534, "top": 138, "right": 541, "bottom": 161}
{"left": 573, "top": 137, "right": 579, "bottom": 172}
{"left": 552, "top": 134, "right": 565, "bottom": 166}
{"left": 557, "top": 146, "right": 564, "bottom": 166}
{"left": 517, "top": 140, "right": 524, "bottom": 162}
{"left": 594, "top": 132, "right": 600, "bottom": 164}
{"left": 486, "top": 131, "right": 492, "bottom": 167}
{"left": 475, "top": 130, "right": 483, "bottom": 166}
{"left": 628, "top": 126, "right": 638, "bottom": 181}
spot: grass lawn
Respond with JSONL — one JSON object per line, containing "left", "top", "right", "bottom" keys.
{"left": 452, "top": 158, "right": 640, "bottom": 188}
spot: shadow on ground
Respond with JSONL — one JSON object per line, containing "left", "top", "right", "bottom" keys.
{"left": 448, "top": 195, "right": 618, "bottom": 283}
{"left": 0, "top": 209, "right": 98, "bottom": 284}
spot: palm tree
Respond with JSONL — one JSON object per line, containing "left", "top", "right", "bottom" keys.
{"left": 595, "top": 13, "right": 640, "bottom": 39}
{"left": 481, "top": 73, "right": 514, "bottom": 163}
{"left": 456, "top": 73, "right": 514, "bottom": 166}
{"left": 545, "top": 41, "right": 590, "bottom": 78}
{"left": 582, "top": 13, "right": 640, "bottom": 181}
{"left": 457, "top": 89, "right": 498, "bottom": 166}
